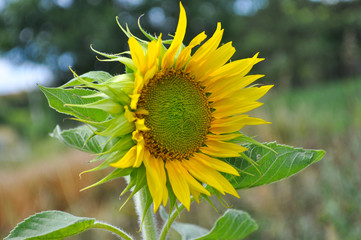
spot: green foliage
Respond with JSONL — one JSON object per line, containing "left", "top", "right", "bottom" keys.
{"left": 51, "top": 125, "right": 107, "bottom": 154}
{"left": 5, "top": 211, "right": 95, "bottom": 240}
{"left": 5, "top": 211, "right": 132, "bottom": 240}
{"left": 160, "top": 208, "right": 258, "bottom": 240}
{"left": 194, "top": 210, "right": 258, "bottom": 240}
{"left": 225, "top": 142, "right": 325, "bottom": 190}
{"left": 61, "top": 71, "right": 113, "bottom": 88}
{"left": 39, "top": 86, "right": 109, "bottom": 122}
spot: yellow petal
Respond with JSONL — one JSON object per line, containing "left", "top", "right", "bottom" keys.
{"left": 203, "top": 53, "right": 263, "bottom": 85}
{"left": 193, "top": 42, "right": 235, "bottom": 80}
{"left": 185, "top": 23, "right": 223, "bottom": 73}
{"left": 210, "top": 115, "right": 270, "bottom": 134}
{"left": 212, "top": 101, "right": 263, "bottom": 119}
{"left": 128, "top": 37, "right": 146, "bottom": 73}
{"left": 143, "top": 151, "right": 167, "bottom": 212}
{"left": 192, "top": 153, "right": 239, "bottom": 176}
{"left": 130, "top": 70, "right": 144, "bottom": 109}
{"left": 165, "top": 160, "right": 191, "bottom": 210}
{"left": 161, "top": 2, "right": 187, "bottom": 69}
{"left": 232, "top": 85, "right": 273, "bottom": 102}
{"left": 146, "top": 40, "right": 158, "bottom": 69}
{"left": 175, "top": 32, "right": 207, "bottom": 69}
{"left": 110, "top": 146, "right": 136, "bottom": 168}
{"left": 130, "top": 93, "right": 140, "bottom": 110}
{"left": 208, "top": 75, "right": 265, "bottom": 102}
{"left": 124, "top": 105, "right": 136, "bottom": 122}
{"left": 200, "top": 140, "right": 247, "bottom": 157}
{"left": 143, "top": 61, "right": 158, "bottom": 86}
{"left": 206, "top": 133, "right": 242, "bottom": 141}
{"left": 182, "top": 158, "right": 239, "bottom": 197}
{"left": 178, "top": 161, "right": 210, "bottom": 196}
{"left": 134, "top": 137, "right": 144, "bottom": 168}
{"left": 135, "top": 118, "right": 149, "bottom": 131}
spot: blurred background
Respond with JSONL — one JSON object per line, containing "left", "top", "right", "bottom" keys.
{"left": 0, "top": 0, "right": 360, "bottom": 239}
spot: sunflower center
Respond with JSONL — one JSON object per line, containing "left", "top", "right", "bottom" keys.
{"left": 138, "top": 69, "right": 211, "bottom": 161}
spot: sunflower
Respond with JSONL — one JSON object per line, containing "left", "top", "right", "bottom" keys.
{"left": 69, "top": 2, "right": 272, "bottom": 212}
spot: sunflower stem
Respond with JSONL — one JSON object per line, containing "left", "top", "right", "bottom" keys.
{"left": 134, "top": 187, "right": 158, "bottom": 240}
{"left": 159, "top": 204, "right": 186, "bottom": 240}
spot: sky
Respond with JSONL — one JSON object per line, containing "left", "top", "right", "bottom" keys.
{"left": 0, "top": 57, "right": 54, "bottom": 96}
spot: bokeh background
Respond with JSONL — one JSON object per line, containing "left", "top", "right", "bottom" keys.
{"left": 0, "top": 0, "right": 360, "bottom": 239}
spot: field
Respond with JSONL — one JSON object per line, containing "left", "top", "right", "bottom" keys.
{"left": 1, "top": 78, "right": 360, "bottom": 240}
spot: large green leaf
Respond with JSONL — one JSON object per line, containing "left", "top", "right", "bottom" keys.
{"left": 4, "top": 211, "right": 94, "bottom": 240}
{"left": 226, "top": 142, "right": 325, "bottom": 189}
{"left": 51, "top": 125, "right": 109, "bottom": 154}
{"left": 39, "top": 85, "right": 109, "bottom": 122}
{"left": 194, "top": 209, "right": 258, "bottom": 240}
{"left": 5, "top": 210, "right": 132, "bottom": 240}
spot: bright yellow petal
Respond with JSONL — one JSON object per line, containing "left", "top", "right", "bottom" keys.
{"left": 146, "top": 40, "right": 157, "bottom": 68}
{"left": 165, "top": 160, "right": 191, "bottom": 210}
{"left": 212, "top": 101, "right": 263, "bottom": 118}
{"left": 134, "top": 137, "right": 144, "bottom": 168}
{"left": 211, "top": 85, "right": 273, "bottom": 107}
{"left": 185, "top": 23, "right": 223, "bottom": 73}
{"left": 232, "top": 85, "right": 273, "bottom": 102}
{"left": 143, "top": 151, "right": 167, "bottom": 212}
{"left": 175, "top": 32, "right": 207, "bottom": 69}
{"left": 192, "top": 152, "right": 240, "bottom": 176}
{"left": 202, "top": 53, "right": 263, "bottom": 85}
{"left": 129, "top": 93, "right": 140, "bottom": 110}
{"left": 110, "top": 146, "right": 136, "bottom": 168}
{"left": 206, "top": 133, "right": 242, "bottom": 141}
{"left": 178, "top": 161, "right": 210, "bottom": 196}
{"left": 135, "top": 118, "right": 149, "bottom": 131}
{"left": 128, "top": 37, "right": 146, "bottom": 73}
{"left": 182, "top": 158, "right": 239, "bottom": 197}
{"left": 193, "top": 42, "right": 235, "bottom": 80}
{"left": 130, "top": 70, "right": 144, "bottom": 109}
{"left": 200, "top": 140, "right": 247, "bottom": 157}
{"left": 161, "top": 2, "right": 187, "bottom": 69}
{"left": 210, "top": 115, "right": 270, "bottom": 134}
{"left": 207, "top": 75, "right": 265, "bottom": 102}
{"left": 124, "top": 105, "right": 136, "bottom": 122}
{"left": 144, "top": 35, "right": 162, "bottom": 85}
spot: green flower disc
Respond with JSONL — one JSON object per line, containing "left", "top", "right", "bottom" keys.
{"left": 138, "top": 69, "right": 211, "bottom": 161}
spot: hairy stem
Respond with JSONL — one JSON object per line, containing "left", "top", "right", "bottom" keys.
{"left": 159, "top": 204, "right": 186, "bottom": 240}
{"left": 134, "top": 187, "right": 158, "bottom": 240}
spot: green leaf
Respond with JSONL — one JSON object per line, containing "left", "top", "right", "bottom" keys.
{"left": 5, "top": 211, "right": 133, "bottom": 240}
{"left": 226, "top": 142, "right": 325, "bottom": 189}
{"left": 39, "top": 85, "right": 109, "bottom": 122}
{"left": 5, "top": 210, "right": 95, "bottom": 240}
{"left": 61, "top": 71, "right": 113, "bottom": 88}
{"left": 194, "top": 209, "right": 258, "bottom": 240}
{"left": 51, "top": 125, "right": 109, "bottom": 154}
{"left": 171, "top": 222, "right": 209, "bottom": 240}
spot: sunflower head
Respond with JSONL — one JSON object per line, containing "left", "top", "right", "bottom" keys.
{"left": 67, "top": 2, "right": 272, "bottom": 213}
